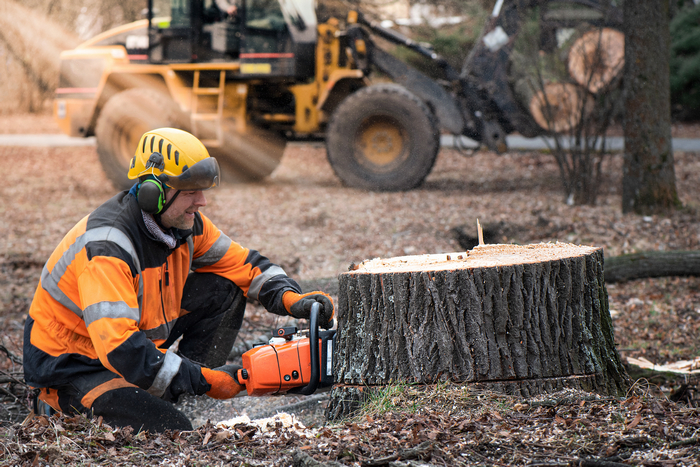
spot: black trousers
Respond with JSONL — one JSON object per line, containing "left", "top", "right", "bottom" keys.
{"left": 38, "top": 273, "right": 246, "bottom": 433}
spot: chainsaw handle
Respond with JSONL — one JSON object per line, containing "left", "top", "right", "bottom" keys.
{"left": 294, "top": 302, "right": 320, "bottom": 395}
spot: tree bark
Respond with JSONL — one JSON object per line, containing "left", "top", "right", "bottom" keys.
{"left": 328, "top": 244, "right": 629, "bottom": 419}
{"left": 622, "top": 0, "right": 680, "bottom": 214}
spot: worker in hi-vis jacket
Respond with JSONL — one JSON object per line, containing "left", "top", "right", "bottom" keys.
{"left": 23, "top": 127, "right": 334, "bottom": 432}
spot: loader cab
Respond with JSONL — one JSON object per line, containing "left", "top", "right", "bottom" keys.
{"left": 147, "top": 0, "right": 202, "bottom": 62}
{"left": 147, "top": 0, "right": 317, "bottom": 79}
{"left": 239, "top": 0, "right": 317, "bottom": 79}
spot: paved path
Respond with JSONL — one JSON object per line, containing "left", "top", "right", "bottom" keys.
{"left": 440, "top": 134, "right": 700, "bottom": 152}
{"left": 0, "top": 134, "right": 96, "bottom": 147}
{"left": 2, "top": 133, "right": 700, "bottom": 151}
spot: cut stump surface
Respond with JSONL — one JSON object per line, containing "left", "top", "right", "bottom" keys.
{"left": 328, "top": 243, "right": 629, "bottom": 419}
{"left": 568, "top": 28, "right": 624, "bottom": 94}
{"left": 529, "top": 82, "right": 592, "bottom": 132}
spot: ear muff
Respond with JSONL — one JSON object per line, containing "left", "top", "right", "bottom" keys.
{"left": 138, "top": 178, "right": 165, "bottom": 214}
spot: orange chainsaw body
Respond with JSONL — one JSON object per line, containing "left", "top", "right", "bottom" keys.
{"left": 241, "top": 330, "right": 335, "bottom": 397}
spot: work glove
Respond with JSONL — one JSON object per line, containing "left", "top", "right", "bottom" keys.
{"left": 201, "top": 364, "right": 245, "bottom": 399}
{"left": 283, "top": 291, "right": 335, "bottom": 329}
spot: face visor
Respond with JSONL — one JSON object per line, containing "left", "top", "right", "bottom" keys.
{"left": 158, "top": 157, "right": 221, "bottom": 190}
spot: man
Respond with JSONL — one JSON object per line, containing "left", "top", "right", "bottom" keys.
{"left": 214, "top": 0, "right": 238, "bottom": 17}
{"left": 23, "top": 128, "right": 334, "bottom": 432}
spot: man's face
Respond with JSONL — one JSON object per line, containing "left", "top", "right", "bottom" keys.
{"left": 159, "top": 189, "right": 207, "bottom": 230}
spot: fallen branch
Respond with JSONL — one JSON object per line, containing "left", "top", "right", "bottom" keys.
{"left": 0, "top": 372, "right": 26, "bottom": 386}
{"left": 525, "top": 463, "right": 568, "bottom": 467}
{"left": 573, "top": 459, "right": 631, "bottom": 467}
{"left": 670, "top": 436, "right": 699, "bottom": 448}
{"left": 0, "top": 345, "right": 22, "bottom": 365}
{"left": 292, "top": 450, "right": 345, "bottom": 467}
{"left": 362, "top": 441, "right": 433, "bottom": 466}
{"left": 604, "top": 250, "right": 700, "bottom": 283}
{"left": 0, "top": 386, "right": 20, "bottom": 402}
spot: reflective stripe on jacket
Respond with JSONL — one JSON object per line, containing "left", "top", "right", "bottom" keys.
{"left": 23, "top": 191, "right": 301, "bottom": 397}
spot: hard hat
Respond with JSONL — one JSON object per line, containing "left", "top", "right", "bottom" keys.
{"left": 128, "top": 128, "right": 220, "bottom": 191}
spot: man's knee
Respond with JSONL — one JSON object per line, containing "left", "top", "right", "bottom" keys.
{"left": 181, "top": 272, "right": 245, "bottom": 315}
{"left": 176, "top": 273, "right": 247, "bottom": 367}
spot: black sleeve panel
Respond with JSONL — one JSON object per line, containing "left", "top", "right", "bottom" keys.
{"left": 106, "top": 331, "right": 209, "bottom": 396}
{"left": 258, "top": 275, "right": 302, "bottom": 316}
{"left": 162, "top": 358, "right": 210, "bottom": 402}
{"left": 244, "top": 249, "right": 302, "bottom": 315}
{"left": 106, "top": 332, "right": 166, "bottom": 389}
{"left": 244, "top": 248, "right": 279, "bottom": 273}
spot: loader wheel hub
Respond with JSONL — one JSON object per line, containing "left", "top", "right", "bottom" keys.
{"left": 356, "top": 117, "right": 406, "bottom": 167}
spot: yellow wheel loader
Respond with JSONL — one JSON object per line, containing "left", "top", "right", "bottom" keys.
{"left": 54, "top": 0, "right": 621, "bottom": 191}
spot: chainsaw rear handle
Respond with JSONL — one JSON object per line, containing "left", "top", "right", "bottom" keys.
{"left": 289, "top": 301, "right": 321, "bottom": 395}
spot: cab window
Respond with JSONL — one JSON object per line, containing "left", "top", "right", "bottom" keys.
{"left": 170, "top": 0, "right": 192, "bottom": 27}
{"left": 246, "top": 0, "right": 286, "bottom": 31}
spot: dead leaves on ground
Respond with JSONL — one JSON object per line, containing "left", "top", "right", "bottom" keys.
{"left": 2, "top": 388, "right": 699, "bottom": 466}
{"left": 609, "top": 276, "right": 700, "bottom": 390}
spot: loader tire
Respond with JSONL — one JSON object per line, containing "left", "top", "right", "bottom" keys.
{"left": 96, "top": 89, "right": 285, "bottom": 190}
{"left": 206, "top": 119, "right": 286, "bottom": 184}
{"left": 326, "top": 84, "right": 440, "bottom": 191}
{"left": 96, "top": 88, "right": 190, "bottom": 191}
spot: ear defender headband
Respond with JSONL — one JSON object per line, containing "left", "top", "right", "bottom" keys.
{"left": 137, "top": 152, "right": 167, "bottom": 214}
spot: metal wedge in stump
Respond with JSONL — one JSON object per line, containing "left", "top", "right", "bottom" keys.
{"left": 327, "top": 243, "right": 629, "bottom": 420}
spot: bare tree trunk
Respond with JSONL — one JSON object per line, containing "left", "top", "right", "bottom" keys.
{"left": 622, "top": 0, "right": 680, "bottom": 214}
{"left": 0, "top": 1, "right": 79, "bottom": 112}
{"left": 327, "top": 244, "right": 629, "bottom": 420}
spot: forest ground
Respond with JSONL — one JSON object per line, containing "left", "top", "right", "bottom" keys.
{"left": 0, "top": 112, "right": 698, "bottom": 466}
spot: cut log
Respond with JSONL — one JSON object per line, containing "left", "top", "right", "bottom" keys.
{"left": 604, "top": 250, "right": 700, "bottom": 283}
{"left": 328, "top": 243, "right": 629, "bottom": 419}
{"left": 568, "top": 28, "right": 624, "bottom": 94}
{"left": 529, "top": 82, "right": 592, "bottom": 132}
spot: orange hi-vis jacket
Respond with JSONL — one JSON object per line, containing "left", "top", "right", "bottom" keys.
{"left": 24, "top": 191, "right": 301, "bottom": 399}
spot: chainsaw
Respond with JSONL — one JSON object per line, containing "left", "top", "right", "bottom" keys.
{"left": 236, "top": 303, "right": 335, "bottom": 396}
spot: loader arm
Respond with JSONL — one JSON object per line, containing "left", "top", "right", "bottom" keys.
{"left": 351, "top": 12, "right": 505, "bottom": 150}
{"left": 368, "top": 46, "right": 465, "bottom": 137}
{"left": 356, "top": 13, "right": 460, "bottom": 82}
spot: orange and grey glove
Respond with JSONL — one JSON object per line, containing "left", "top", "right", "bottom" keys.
{"left": 283, "top": 291, "right": 335, "bottom": 329}
{"left": 201, "top": 364, "right": 245, "bottom": 399}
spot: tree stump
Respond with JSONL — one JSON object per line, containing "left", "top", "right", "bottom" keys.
{"left": 327, "top": 243, "right": 629, "bottom": 420}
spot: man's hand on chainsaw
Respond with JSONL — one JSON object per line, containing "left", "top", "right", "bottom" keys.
{"left": 201, "top": 364, "right": 245, "bottom": 399}
{"left": 283, "top": 291, "right": 335, "bottom": 329}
